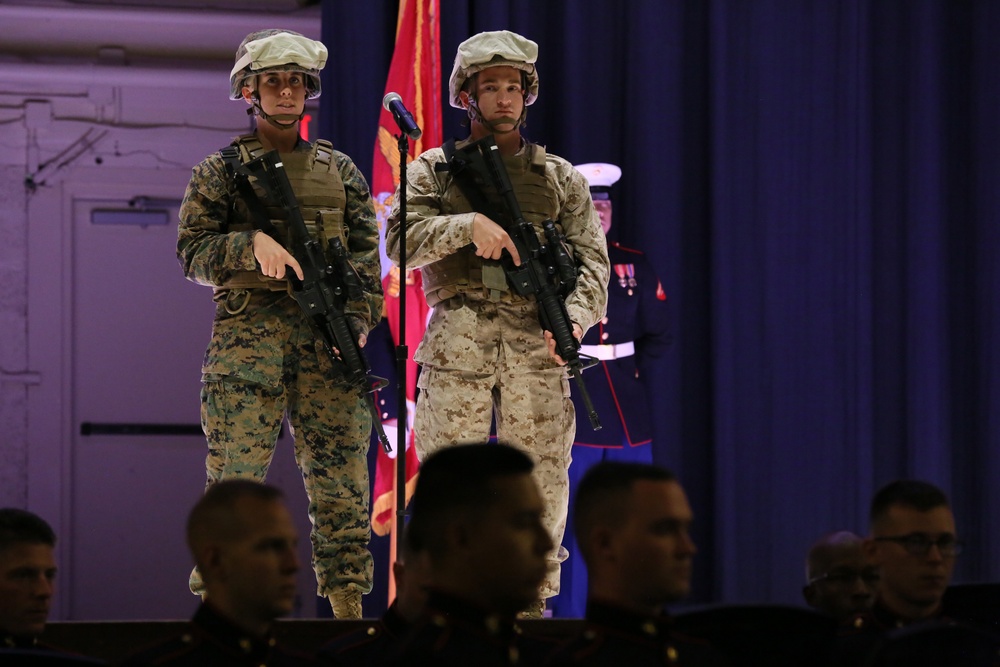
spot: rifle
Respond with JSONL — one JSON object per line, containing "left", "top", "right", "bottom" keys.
{"left": 240, "top": 150, "right": 391, "bottom": 453}
{"left": 447, "top": 136, "right": 602, "bottom": 431}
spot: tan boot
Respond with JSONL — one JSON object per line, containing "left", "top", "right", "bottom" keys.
{"left": 518, "top": 599, "right": 546, "bottom": 620}
{"left": 188, "top": 567, "right": 205, "bottom": 597}
{"left": 328, "top": 589, "right": 363, "bottom": 619}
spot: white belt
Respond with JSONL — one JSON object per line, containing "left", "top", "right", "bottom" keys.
{"left": 579, "top": 341, "right": 635, "bottom": 360}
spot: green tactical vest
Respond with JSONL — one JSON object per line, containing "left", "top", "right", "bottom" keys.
{"left": 422, "top": 140, "right": 561, "bottom": 306}
{"left": 216, "top": 134, "right": 348, "bottom": 293}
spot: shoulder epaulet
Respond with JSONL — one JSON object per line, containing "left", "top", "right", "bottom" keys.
{"left": 313, "top": 138, "right": 335, "bottom": 172}
{"left": 528, "top": 142, "right": 547, "bottom": 175}
{"left": 230, "top": 133, "right": 267, "bottom": 161}
{"left": 320, "top": 623, "right": 384, "bottom": 655}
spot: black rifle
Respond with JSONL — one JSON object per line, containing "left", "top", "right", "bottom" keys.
{"left": 241, "top": 150, "right": 391, "bottom": 452}
{"left": 447, "top": 135, "right": 602, "bottom": 430}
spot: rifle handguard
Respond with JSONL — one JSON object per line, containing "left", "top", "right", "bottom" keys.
{"left": 542, "top": 219, "right": 577, "bottom": 296}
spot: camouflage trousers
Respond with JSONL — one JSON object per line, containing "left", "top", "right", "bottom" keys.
{"left": 190, "top": 374, "right": 373, "bottom": 597}
{"left": 414, "top": 360, "right": 575, "bottom": 599}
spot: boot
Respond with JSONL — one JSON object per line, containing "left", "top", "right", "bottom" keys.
{"left": 328, "top": 589, "right": 363, "bottom": 619}
{"left": 188, "top": 567, "right": 205, "bottom": 597}
{"left": 518, "top": 599, "right": 546, "bottom": 620}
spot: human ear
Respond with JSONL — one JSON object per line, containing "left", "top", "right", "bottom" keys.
{"left": 803, "top": 584, "right": 818, "bottom": 607}
{"left": 862, "top": 538, "right": 880, "bottom": 565}
{"left": 592, "top": 526, "right": 617, "bottom": 563}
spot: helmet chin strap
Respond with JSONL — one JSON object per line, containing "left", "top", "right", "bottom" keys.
{"left": 466, "top": 97, "right": 527, "bottom": 135}
{"left": 248, "top": 91, "right": 302, "bottom": 130}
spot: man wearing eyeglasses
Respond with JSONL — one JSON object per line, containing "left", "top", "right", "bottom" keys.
{"left": 802, "top": 531, "right": 878, "bottom": 621}
{"left": 831, "top": 480, "right": 962, "bottom": 666}
{"left": 864, "top": 480, "right": 960, "bottom": 624}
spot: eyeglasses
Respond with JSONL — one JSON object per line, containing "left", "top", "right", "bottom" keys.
{"left": 808, "top": 569, "right": 881, "bottom": 586}
{"left": 873, "top": 533, "right": 963, "bottom": 557}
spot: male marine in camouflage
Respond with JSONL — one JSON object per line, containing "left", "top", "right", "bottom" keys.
{"left": 386, "top": 30, "right": 610, "bottom": 616}
{"left": 177, "top": 29, "right": 382, "bottom": 618}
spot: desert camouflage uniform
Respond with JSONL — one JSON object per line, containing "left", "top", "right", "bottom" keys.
{"left": 386, "top": 142, "right": 609, "bottom": 598}
{"left": 178, "top": 134, "right": 382, "bottom": 597}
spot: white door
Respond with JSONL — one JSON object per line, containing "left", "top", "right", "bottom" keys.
{"left": 61, "top": 173, "right": 318, "bottom": 620}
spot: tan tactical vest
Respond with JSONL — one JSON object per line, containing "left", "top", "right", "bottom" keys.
{"left": 422, "top": 141, "right": 560, "bottom": 306}
{"left": 216, "top": 134, "right": 348, "bottom": 293}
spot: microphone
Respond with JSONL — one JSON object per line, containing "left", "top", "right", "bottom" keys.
{"left": 382, "top": 92, "right": 422, "bottom": 140}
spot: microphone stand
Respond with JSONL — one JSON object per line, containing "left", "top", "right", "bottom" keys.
{"left": 393, "top": 132, "right": 409, "bottom": 556}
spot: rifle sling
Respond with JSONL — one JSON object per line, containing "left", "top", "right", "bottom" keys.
{"left": 439, "top": 138, "right": 511, "bottom": 231}
{"left": 439, "top": 139, "right": 514, "bottom": 300}
{"left": 220, "top": 145, "right": 280, "bottom": 240}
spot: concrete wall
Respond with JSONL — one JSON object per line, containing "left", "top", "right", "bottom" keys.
{"left": 0, "top": 0, "right": 325, "bottom": 619}
{"left": 0, "top": 162, "right": 30, "bottom": 506}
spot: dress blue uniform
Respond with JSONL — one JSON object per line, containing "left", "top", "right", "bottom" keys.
{"left": 554, "top": 164, "right": 672, "bottom": 619}
{"left": 317, "top": 600, "right": 410, "bottom": 666}
{"left": 119, "top": 603, "right": 319, "bottom": 666}
{"left": 382, "top": 590, "right": 536, "bottom": 667}
{"left": 545, "top": 600, "right": 731, "bottom": 666}
{"left": 572, "top": 241, "right": 671, "bottom": 447}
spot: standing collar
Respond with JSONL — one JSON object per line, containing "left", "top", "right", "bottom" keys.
{"left": 193, "top": 601, "right": 278, "bottom": 658}
{"left": 585, "top": 598, "right": 673, "bottom": 641}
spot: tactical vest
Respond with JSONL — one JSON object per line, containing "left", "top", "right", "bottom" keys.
{"left": 422, "top": 140, "right": 560, "bottom": 306}
{"left": 216, "top": 133, "right": 348, "bottom": 293}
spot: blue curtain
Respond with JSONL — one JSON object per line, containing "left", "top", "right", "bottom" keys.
{"left": 319, "top": 0, "right": 1000, "bottom": 610}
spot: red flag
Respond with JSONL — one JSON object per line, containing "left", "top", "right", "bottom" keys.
{"left": 370, "top": 270, "right": 427, "bottom": 537}
{"left": 370, "top": 0, "right": 441, "bottom": 538}
{"left": 371, "top": 0, "right": 442, "bottom": 209}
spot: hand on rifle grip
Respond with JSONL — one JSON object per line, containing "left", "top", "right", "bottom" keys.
{"left": 544, "top": 321, "right": 583, "bottom": 366}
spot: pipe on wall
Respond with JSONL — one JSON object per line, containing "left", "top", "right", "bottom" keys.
{"left": 0, "top": 3, "right": 320, "bottom": 63}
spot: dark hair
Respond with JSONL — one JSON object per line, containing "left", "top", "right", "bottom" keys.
{"left": 870, "top": 480, "right": 949, "bottom": 525}
{"left": 573, "top": 462, "right": 677, "bottom": 563}
{"left": 0, "top": 508, "right": 56, "bottom": 551}
{"left": 407, "top": 443, "right": 534, "bottom": 555}
{"left": 186, "top": 479, "right": 284, "bottom": 552}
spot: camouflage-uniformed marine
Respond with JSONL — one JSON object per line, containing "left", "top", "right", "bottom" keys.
{"left": 386, "top": 30, "right": 610, "bottom": 608}
{"left": 178, "top": 29, "right": 382, "bottom": 617}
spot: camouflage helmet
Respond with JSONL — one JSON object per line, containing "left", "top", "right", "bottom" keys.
{"left": 448, "top": 30, "right": 539, "bottom": 108}
{"left": 229, "top": 29, "right": 327, "bottom": 100}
